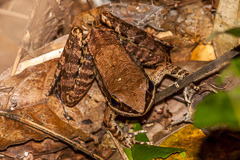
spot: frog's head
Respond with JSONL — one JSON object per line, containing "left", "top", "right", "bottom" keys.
{"left": 108, "top": 78, "right": 155, "bottom": 117}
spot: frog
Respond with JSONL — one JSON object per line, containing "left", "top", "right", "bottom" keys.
{"left": 48, "top": 11, "right": 190, "bottom": 148}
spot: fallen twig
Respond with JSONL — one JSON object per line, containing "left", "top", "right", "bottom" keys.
{"left": 155, "top": 46, "right": 240, "bottom": 104}
{"left": 108, "top": 130, "right": 129, "bottom": 160}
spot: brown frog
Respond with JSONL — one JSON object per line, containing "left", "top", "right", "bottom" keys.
{"left": 48, "top": 11, "right": 189, "bottom": 148}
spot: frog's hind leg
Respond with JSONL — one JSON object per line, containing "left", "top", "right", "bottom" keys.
{"left": 62, "top": 45, "right": 95, "bottom": 106}
{"left": 100, "top": 11, "right": 172, "bottom": 67}
{"left": 51, "top": 27, "right": 95, "bottom": 107}
{"left": 119, "top": 37, "right": 170, "bottom": 67}
{"left": 48, "top": 27, "right": 84, "bottom": 96}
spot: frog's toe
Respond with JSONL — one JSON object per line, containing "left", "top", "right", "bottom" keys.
{"left": 121, "top": 137, "right": 135, "bottom": 148}
{"left": 120, "top": 130, "right": 151, "bottom": 148}
{"left": 134, "top": 140, "right": 153, "bottom": 146}
{"left": 129, "top": 130, "right": 147, "bottom": 137}
{"left": 121, "top": 137, "right": 153, "bottom": 148}
{"left": 183, "top": 83, "right": 199, "bottom": 104}
{"left": 170, "top": 113, "right": 193, "bottom": 126}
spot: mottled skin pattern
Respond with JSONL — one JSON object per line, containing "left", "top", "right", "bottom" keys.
{"left": 48, "top": 28, "right": 95, "bottom": 106}
{"left": 100, "top": 12, "right": 171, "bottom": 67}
{"left": 49, "top": 12, "right": 190, "bottom": 148}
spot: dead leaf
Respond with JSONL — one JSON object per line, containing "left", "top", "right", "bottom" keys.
{"left": 0, "top": 59, "right": 106, "bottom": 158}
{"left": 0, "top": 100, "right": 90, "bottom": 150}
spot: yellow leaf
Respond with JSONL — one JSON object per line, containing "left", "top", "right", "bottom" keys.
{"left": 190, "top": 43, "right": 216, "bottom": 61}
{"left": 159, "top": 124, "right": 206, "bottom": 159}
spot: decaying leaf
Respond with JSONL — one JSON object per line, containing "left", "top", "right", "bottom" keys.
{"left": 0, "top": 59, "right": 106, "bottom": 158}
{"left": 0, "top": 59, "right": 57, "bottom": 110}
{"left": 0, "top": 99, "right": 90, "bottom": 149}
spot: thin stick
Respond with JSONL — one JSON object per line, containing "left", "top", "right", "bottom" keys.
{"left": 11, "top": 0, "right": 40, "bottom": 76}
{"left": 0, "top": 110, "right": 104, "bottom": 160}
{"left": 11, "top": 48, "right": 23, "bottom": 76}
{"left": 107, "top": 131, "right": 129, "bottom": 160}
{"left": 155, "top": 46, "right": 240, "bottom": 104}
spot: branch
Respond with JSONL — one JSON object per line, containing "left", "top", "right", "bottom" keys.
{"left": 155, "top": 46, "right": 240, "bottom": 104}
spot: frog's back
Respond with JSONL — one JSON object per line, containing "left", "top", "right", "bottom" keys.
{"left": 88, "top": 28, "right": 149, "bottom": 114}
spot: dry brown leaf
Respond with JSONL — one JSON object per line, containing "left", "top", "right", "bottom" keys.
{"left": 0, "top": 59, "right": 57, "bottom": 110}
{"left": 0, "top": 59, "right": 106, "bottom": 158}
{"left": 0, "top": 100, "right": 90, "bottom": 150}
{"left": 1, "top": 138, "right": 67, "bottom": 158}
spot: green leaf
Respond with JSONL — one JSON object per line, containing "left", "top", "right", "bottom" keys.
{"left": 124, "top": 148, "right": 133, "bottom": 160}
{"left": 132, "top": 121, "right": 149, "bottom": 142}
{"left": 132, "top": 144, "right": 185, "bottom": 160}
{"left": 124, "top": 121, "right": 149, "bottom": 159}
{"left": 125, "top": 122, "right": 186, "bottom": 159}
{"left": 229, "top": 86, "right": 240, "bottom": 125}
{"left": 222, "top": 58, "right": 240, "bottom": 78}
{"left": 194, "top": 91, "right": 240, "bottom": 129}
{"left": 225, "top": 27, "right": 240, "bottom": 37}
{"left": 194, "top": 58, "right": 240, "bottom": 129}
{"left": 231, "top": 58, "right": 240, "bottom": 77}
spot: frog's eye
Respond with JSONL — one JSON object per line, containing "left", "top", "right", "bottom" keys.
{"left": 110, "top": 95, "right": 121, "bottom": 107}
{"left": 147, "top": 79, "right": 154, "bottom": 93}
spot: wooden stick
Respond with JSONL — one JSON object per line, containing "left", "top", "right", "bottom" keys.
{"left": 11, "top": 48, "right": 23, "bottom": 76}
{"left": 108, "top": 130, "right": 129, "bottom": 160}
{"left": 155, "top": 46, "right": 240, "bottom": 104}
{"left": 11, "top": 0, "right": 40, "bottom": 76}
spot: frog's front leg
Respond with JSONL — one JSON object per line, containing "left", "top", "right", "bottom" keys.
{"left": 104, "top": 107, "right": 132, "bottom": 148}
{"left": 149, "top": 63, "right": 199, "bottom": 104}
{"left": 104, "top": 107, "right": 149, "bottom": 148}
